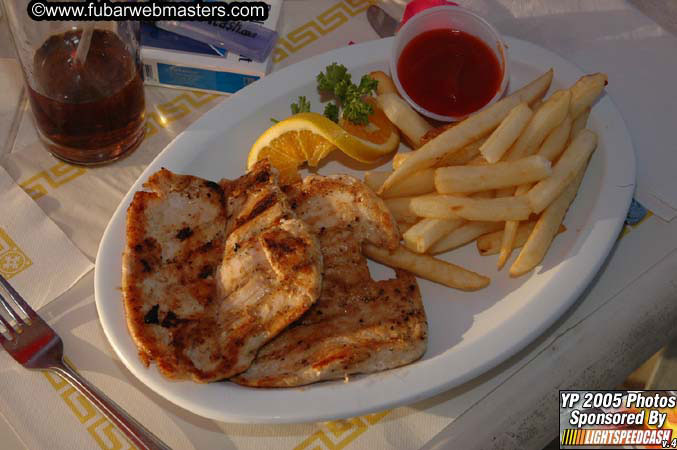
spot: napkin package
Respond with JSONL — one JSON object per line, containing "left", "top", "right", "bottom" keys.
{"left": 140, "top": 0, "right": 281, "bottom": 95}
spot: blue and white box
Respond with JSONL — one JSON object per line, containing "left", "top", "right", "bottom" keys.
{"left": 140, "top": 0, "right": 282, "bottom": 95}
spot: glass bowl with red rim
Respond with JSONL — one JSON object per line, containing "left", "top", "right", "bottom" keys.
{"left": 390, "top": 5, "right": 510, "bottom": 122}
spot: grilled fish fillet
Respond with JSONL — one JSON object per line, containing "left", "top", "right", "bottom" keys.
{"left": 207, "top": 161, "right": 323, "bottom": 380}
{"left": 122, "top": 162, "right": 323, "bottom": 382}
{"left": 233, "top": 175, "right": 428, "bottom": 387}
{"left": 122, "top": 169, "right": 228, "bottom": 379}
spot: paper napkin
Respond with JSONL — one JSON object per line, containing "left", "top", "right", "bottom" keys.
{"left": 2, "top": 86, "right": 223, "bottom": 261}
{"left": 0, "top": 166, "right": 93, "bottom": 309}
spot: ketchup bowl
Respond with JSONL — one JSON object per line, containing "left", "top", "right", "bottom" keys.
{"left": 390, "top": 5, "right": 509, "bottom": 122}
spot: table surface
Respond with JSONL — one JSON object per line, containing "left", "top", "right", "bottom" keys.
{"left": 1, "top": 1, "right": 677, "bottom": 449}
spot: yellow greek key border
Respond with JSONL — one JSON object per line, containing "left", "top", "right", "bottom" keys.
{"left": 42, "top": 363, "right": 137, "bottom": 450}
{"left": 0, "top": 227, "right": 32, "bottom": 279}
{"left": 294, "top": 411, "right": 390, "bottom": 450}
{"left": 145, "top": 91, "right": 221, "bottom": 139}
{"left": 19, "top": 162, "right": 87, "bottom": 201}
{"left": 272, "top": 0, "right": 376, "bottom": 64}
{"left": 18, "top": 91, "right": 219, "bottom": 201}
{"left": 41, "top": 354, "right": 393, "bottom": 450}
{"left": 42, "top": 358, "right": 388, "bottom": 450}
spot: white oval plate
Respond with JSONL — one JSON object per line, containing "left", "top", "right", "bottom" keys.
{"left": 95, "top": 37, "right": 635, "bottom": 424}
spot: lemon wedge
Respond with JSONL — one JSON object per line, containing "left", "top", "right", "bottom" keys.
{"left": 248, "top": 104, "right": 399, "bottom": 183}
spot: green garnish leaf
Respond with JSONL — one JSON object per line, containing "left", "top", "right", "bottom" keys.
{"left": 316, "top": 63, "right": 379, "bottom": 125}
{"left": 357, "top": 74, "right": 378, "bottom": 97}
{"left": 342, "top": 98, "right": 374, "bottom": 125}
{"left": 282, "top": 64, "right": 379, "bottom": 125}
{"left": 270, "top": 117, "right": 280, "bottom": 123}
{"left": 333, "top": 79, "right": 352, "bottom": 103}
{"left": 290, "top": 96, "right": 311, "bottom": 115}
{"left": 323, "top": 102, "right": 339, "bottom": 123}
{"left": 317, "top": 63, "right": 351, "bottom": 94}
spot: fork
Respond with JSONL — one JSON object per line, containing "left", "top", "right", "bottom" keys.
{"left": 0, "top": 274, "right": 170, "bottom": 450}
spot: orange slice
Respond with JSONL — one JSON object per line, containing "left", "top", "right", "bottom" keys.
{"left": 248, "top": 103, "right": 399, "bottom": 183}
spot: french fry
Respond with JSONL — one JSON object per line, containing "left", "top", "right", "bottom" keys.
{"left": 370, "top": 71, "right": 398, "bottom": 96}
{"left": 410, "top": 194, "right": 532, "bottom": 221}
{"left": 569, "top": 73, "right": 607, "bottom": 119}
{"left": 419, "top": 122, "right": 455, "bottom": 147}
{"left": 537, "top": 114, "right": 573, "bottom": 162}
{"left": 364, "top": 171, "right": 389, "bottom": 192}
{"left": 510, "top": 167, "right": 585, "bottom": 277}
{"left": 379, "top": 69, "right": 554, "bottom": 195}
{"left": 429, "top": 221, "right": 503, "bottom": 254}
{"left": 420, "top": 126, "right": 487, "bottom": 163}
{"left": 498, "top": 219, "right": 519, "bottom": 269}
{"left": 494, "top": 186, "right": 515, "bottom": 198}
{"left": 409, "top": 194, "right": 460, "bottom": 219}
{"left": 376, "top": 93, "right": 432, "bottom": 148}
{"left": 397, "top": 221, "right": 417, "bottom": 234}
{"left": 570, "top": 107, "right": 590, "bottom": 139}
{"left": 365, "top": 169, "right": 435, "bottom": 198}
{"left": 393, "top": 152, "right": 410, "bottom": 170}
{"left": 470, "top": 190, "right": 495, "bottom": 199}
{"left": 496, "top": 114, "right": 573, "bottom": 267}
{"left": 479, "top": 102, "right": 533, "bottom": 163}
{"left": 477, "top": 221, "right": 566, "bottom": 255}
{"left": 524, "top": 70, "right": 552, "bottom": 106}
{"left": 481, "top": 221, "right": 534, "bottom": 256}
{"left": 467, "top": 155, "right": 489, "bottom": 165}
{"left": 504, "top": 89, "right": 571, "bottom": 161}
{"left": 384, "top": 197, "right": 418, "bottom": 223}
{"left": 403, "top": 218, "right": 465, "bottom": 253}
{"left": 392, "top": 139, "right": 485, "bottom": 170}
{"left": 444, "top": 139, "right": 485, "bottom": 165}
{"left": 497, "top": 179, "right": 535, "bottom": 268}
{"left": 527, "top": 129, "right": 597, "bottom": 213}
{"left": 435, "top": 155, "right": 552, "bottom": 193}
{"left": 364, "top": 244, "right": 490, "bottom": 290}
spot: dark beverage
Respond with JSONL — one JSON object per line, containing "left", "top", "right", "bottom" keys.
{"left": 27, "top": 29, "right": 145, "bottom": 164}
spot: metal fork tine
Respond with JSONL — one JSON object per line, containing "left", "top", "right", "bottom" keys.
{"left": 0, "top": 291, "right": 25, "bottom": 326}
{"left": 0, "top": 276, "right": 168, "bottom": 447}
{"left": 0, "top": 274, "right": 35, "bottom": 319}
{"left": 0, "top": 308, "right": 16, "bottom": 339}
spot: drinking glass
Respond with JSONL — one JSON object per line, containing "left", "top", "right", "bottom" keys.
{"left": 2, "top": 4, "right": 146, "bottom": 164}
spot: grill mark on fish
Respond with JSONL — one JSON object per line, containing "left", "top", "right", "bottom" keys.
{"left": 204, "top": 180, "right": 222, "bottom": 192}
{"left": 198, "top": 265, "right": 213, "bottom": 279}
{"left": 263, "top": 235, "right": 307, "bottom": 260}
{"left": 176, "top": 227, "right": 193, "bottom": 240}
{"left": 140, "top": 259, "right": 152, "bottom": 273}
{"left": 144, "top": 304, "right": 159, "bottom": 324}
{"left": 161, "top": 311, "right": 181, "bottom": 328}
{"left": 235, "top": 193, "right": 276, "bottom": 228}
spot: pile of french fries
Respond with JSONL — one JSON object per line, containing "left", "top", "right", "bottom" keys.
{"left": 363, "top": 69, "right": 608, "bottom": 291}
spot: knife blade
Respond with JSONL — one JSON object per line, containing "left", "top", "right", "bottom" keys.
{"left": 367, "top": 5, "right": 399, "bottom": 38}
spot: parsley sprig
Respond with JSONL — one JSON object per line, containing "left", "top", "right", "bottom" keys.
{"left": 323, "top": 103, "right": 339, "bottom": 123}
{"left": 317, "top": 63, "right": 378, "bottom": 125}
{"left": 290, "top": 96, "right": 311, "bottom": 114}
{"left": 271, "top": 96, "right": 311, "bottom": 123}
{"left": 271, "top": 63, "right": 379, "bottom": 125}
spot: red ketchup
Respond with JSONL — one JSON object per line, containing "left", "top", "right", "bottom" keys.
{"left": 397, "top": 28, "right": 502, "bottom": 118}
